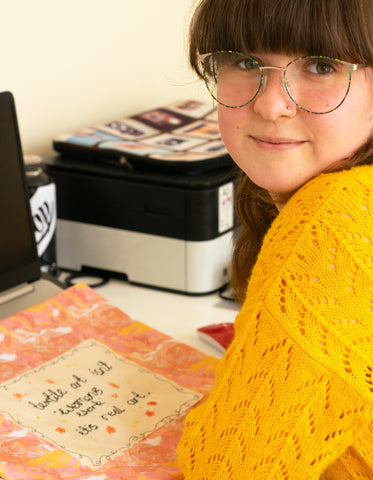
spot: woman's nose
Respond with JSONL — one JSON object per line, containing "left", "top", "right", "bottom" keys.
{"left": 252, "top": 69, "right": 296, "bottom": 120}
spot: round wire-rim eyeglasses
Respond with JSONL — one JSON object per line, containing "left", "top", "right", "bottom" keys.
{"left": 198, "top": 50, "right": 366, "bottom": 114}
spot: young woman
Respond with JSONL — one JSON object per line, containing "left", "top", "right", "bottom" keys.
{"left": 178, "top": 0, "right": 373, "bottom": 478}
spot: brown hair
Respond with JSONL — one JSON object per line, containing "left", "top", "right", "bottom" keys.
{"left": 189, "top": 0, "right": 373, "bottom": 304}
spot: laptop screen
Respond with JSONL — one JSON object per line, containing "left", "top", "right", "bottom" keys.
{"left": 0, "top": 91, "right": 40, "bottom": 292}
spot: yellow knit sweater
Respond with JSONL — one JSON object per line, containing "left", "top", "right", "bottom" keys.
{"left": 178, "top": 165, "right": 373, "bottom": 479}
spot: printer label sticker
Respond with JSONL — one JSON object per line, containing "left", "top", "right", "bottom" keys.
{"left": 219, "top": 182, "right": 234, "bottom": 233}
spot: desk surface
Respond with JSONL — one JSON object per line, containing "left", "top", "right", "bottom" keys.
{"left": 92, "top": 279, "right": 239, "bottom": 359}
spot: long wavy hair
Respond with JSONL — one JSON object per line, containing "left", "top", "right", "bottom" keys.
{"left": 189, "top": 0, "right": 373, "bottom": 304}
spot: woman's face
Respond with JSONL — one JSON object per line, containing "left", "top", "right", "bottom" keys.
{"left": 218, "top": 53, "right": 373, "bottom": 208}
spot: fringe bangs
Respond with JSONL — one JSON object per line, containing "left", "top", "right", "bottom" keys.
{"left": 190, "top": 0, "right": 373, "bottom": 76}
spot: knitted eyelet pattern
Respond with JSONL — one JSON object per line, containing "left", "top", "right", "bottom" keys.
{"left": 178, "top": 165, "right": 373, "bottom": 480}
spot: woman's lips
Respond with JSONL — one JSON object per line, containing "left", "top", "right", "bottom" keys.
{"left": 251, "top": 136, "right": 306, "bottom": 152}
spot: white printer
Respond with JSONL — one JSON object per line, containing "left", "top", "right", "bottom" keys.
{"left": 46, "top": 99, "right": 238, "bottom": 294}
{"left": 45, "top": 155, "right": 237, "bottom": 295}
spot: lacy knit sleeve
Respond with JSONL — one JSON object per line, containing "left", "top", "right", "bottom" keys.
{"left": 178, "top": 165, "right": 373, "bottom": 479}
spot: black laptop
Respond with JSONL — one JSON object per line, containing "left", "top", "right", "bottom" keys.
{"left": 0, "top": 91, "right": 62, "bottom": 319}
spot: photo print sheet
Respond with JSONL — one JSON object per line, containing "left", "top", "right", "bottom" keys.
{"left": 52, "top": 99, "right": 233, "bottom": 166}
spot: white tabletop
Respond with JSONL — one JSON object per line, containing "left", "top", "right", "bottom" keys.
{"left": 91, "top": 279, "right": 239, "bottom": 359}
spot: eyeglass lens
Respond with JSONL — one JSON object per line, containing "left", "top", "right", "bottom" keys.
{"left": 202, "top": 52, "right": 352, "bottom": 113}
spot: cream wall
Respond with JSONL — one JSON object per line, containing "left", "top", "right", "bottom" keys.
{"left": 0, "top": 0, "right": 205, "bottom": 157}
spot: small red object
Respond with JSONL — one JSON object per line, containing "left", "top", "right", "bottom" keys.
{"left": 197, "top": 322, "right": 235, "bottom": 353}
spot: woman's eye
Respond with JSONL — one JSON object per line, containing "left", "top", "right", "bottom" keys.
{"left": 235, "top": 58, "right": 258, "bottom": 70}
{"left": 306, "top": 61, "right": 336, "bottom": 75}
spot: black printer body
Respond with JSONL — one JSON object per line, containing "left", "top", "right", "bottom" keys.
{"left": 45, "top": 156, "right": 237, "bottom": 294}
